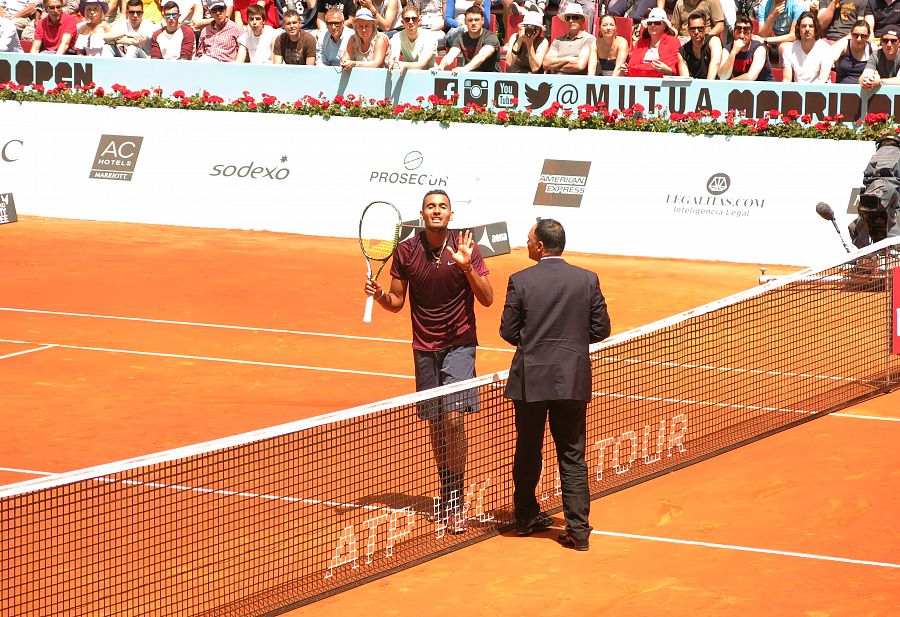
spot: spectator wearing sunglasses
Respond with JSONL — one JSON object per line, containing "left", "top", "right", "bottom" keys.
{"left": 626, "top": 7, "right": 680, "bottom": 77}
{"left": 195, "top": 0, "right": 243, "bottom": 61}
{"left": 677, "top": 11, "right": 722, "bottom": 78}
{"left": 150, "top": 0, "right": 194, "bottom": 58}
{"left": 191, "top": 0, "right": 232, "bottom": 33}
{"left": 118, "top": 0, "right": 161, "bottom": 24}
{"left": 543, "top": 2, "right": 595, "bottom": 75}
{"left": 671, "top": 0, "right": 725, "bottom": 39}
{"left": 31, "top": 0, "right": 78, "bottom": 53}
{"left": 388, "top": 5, "right": 437, "bottom": 69}
{"left": 505, "top": 9, "right": 547, "bottom": 73}
{"left": 860, "top": 26, "right": 900, "bottom": 87}
{"left": 316, "top": 5, "right": 351, "bottom": 65}
{"left": 832, "top": 19, "right": 872, "bottom": 83}
{"left": 718, "top": 13, "right": 774, "bottom": 80}
{"left": 103, "top": 0, "right": 155, "bottom": 57}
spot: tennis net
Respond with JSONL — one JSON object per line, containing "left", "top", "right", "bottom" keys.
{"left": 2, "top": 239, "right": 899, "bottom": 616}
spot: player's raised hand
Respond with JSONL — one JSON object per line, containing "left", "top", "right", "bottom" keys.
{"left": 448, "top": 230, "right": 475, "bottom": 272}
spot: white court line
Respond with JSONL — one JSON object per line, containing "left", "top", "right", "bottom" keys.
{"left": 0, "top": 338, "right": 415, "bottom": 380}
{"left": 0, "top": 467, "right": 55, "bottom": 476}
{"left": 0, "top": 344, "right": 56, "bottom": 361}
{"left": 0, "top": 307, "right": 514, "bottom": 354}
{"left": 832, "top": 412, "right": 900, "bottom": 422}
{"left": 585, "top": 528, "right": 900, "bottom": 569}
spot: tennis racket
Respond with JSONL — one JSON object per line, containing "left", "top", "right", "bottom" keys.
{"left": 359, "top": 200, "right": 402, "bottom": 323}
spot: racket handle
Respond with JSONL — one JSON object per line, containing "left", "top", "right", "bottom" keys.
{"left": 363, "top": 294, "right": 375, "bottom": 323}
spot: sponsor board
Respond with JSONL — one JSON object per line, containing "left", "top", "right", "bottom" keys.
{"left": 666, "top": 172, "right": 766, "bottom": 219}
{"left": 209, "top": 155, "right": 292, "bottom": 180}
{"left": 533, "top": 160, "right": 591, "bottom": 207}
{"left": 369, "top": 151, "right": 448, "bottom": 187}
{"left": 90, "top": 134, "right": 144, "bottom": 181}
{"left": 0, "top": 193, "right": 18, "bottom": 224}
{"left": 399, "top": 220, "right": 511, "bottom": 258}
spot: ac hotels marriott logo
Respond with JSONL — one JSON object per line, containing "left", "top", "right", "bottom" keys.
{"left": 89, "top": 134, "right": 144, "bottom": 181}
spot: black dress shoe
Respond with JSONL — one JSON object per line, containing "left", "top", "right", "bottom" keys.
{"left": 556, "top": 532, "right": 589, "bottom": 551}
{"left": 515, "top": 512, "right": 554, "bottom": 536}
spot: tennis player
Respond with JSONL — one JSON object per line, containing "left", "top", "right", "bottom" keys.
{"left": 364, "top": 189, "right": 493, "bottom": 533}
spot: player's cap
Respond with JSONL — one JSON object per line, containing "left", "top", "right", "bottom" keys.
{"left": 522, "top": 11, "right": 543, "bottom": 28}
{"left": 354, "top": 7, "right": 375, "bottom": 21}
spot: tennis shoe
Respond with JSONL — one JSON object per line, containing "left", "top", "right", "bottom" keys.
{"left": 515, "top": 512, "right": 554, "bottom": 536}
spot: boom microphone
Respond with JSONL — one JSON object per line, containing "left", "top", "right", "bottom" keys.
{"left": 816, "top": 202, "right": 852, "bottom": 253}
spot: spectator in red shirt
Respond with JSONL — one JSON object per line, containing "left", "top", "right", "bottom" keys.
{"left": 626, "top": 7, "right": 681, "bottom": 76}
{"left": 31, "top": 0, "right": 77, "bottom": 53}
{"left": 195, "top": 0, "right": 243, "bottom": 61}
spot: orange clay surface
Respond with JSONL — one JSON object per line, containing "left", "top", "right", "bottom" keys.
{"left": 1, "top": 216, "right": 898, "bottom": 616}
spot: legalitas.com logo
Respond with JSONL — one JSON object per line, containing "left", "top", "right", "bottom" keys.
{"left": 210, "top": 155, "right": 291, "bottom": 180}
{"left": 667, "top": 172, "right": 765, "bottom": 218}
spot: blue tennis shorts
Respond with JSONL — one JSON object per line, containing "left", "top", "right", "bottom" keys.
{"left": 412, "top": 344, "right": 480, "bottom": 420}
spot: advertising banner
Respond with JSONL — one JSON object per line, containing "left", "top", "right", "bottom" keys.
{"left": 1, "top": 101, "right": 876, "bottom": 266}
{"left": 894, "top": 268, "right": 900, "bottom": 355}
{"left": 3, "top": 53, "right": 900, "bottom": 120}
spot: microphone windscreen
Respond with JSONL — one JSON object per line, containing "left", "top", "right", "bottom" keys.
{"left": 815, "top": 202, "right": 835, "bottom": 221}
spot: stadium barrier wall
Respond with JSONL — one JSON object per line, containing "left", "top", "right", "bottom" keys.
{"left": 3, "top": 52, "right": 900, "bottom": 119}
{"left": 0, "top": 100, "right": 874, "bottom": 265}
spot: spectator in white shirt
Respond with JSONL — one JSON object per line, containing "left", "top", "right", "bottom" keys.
{"left": 0, "top": 0, "right": 25, "bottom": 51}
{"left": 103, "top": 0, "right": 156, "bottom": 57}
{"left": 388, "top": 4, "right": 436, "bottom": 69}
{"left": 236, "top": 3, "right": 279, "bottom": 62}
{"left": 150, "top": 0, "right": 195, "bottom": 58}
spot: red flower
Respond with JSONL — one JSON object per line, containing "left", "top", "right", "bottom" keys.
{"left": 172, "top": 90, "right": 185, "bottom": 98}
{"left": 497, "top": 110, "right": 509, "bottom": 122}
{"left": 801, "top": 114, "right": 812, "bottom": 123}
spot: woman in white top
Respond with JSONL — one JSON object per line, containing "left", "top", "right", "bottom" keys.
{"left": 341, "top": 7, "right": 389, "bottom": 69}
{"left": 388, "top": 5, "right": 437, "bottom": 69}
{"left": 780, "top": 11, "right": 832, "bottom": 83}
{"left": 75, "top": 0, "right": 112, "bottom": 56}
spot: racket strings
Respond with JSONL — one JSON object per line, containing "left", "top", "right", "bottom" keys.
{"left": 361, "top": 235, "right": 398, "bottom": 260}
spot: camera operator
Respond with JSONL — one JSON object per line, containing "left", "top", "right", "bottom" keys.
{"left": 434, "top": 4, "right": 499, "bottom": 72}
{"left": 505, "top": 10, "right": 548, "bottom": 73}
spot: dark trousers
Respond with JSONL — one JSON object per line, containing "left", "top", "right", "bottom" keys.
{"left": 512, "top": 399, "right": 592, "bottom": 541}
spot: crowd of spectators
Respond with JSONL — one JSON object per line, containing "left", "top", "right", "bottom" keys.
{"left": 2, "top": 0, "right": 900, "bottom": 86}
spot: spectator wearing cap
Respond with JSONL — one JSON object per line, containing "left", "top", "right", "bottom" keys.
{"left": 543, "top": 3, "right": 595, "bottom": 75}
{"left": 435, "top": 3, "right": 499, "bottom": 72}
{"left": 103, "top": 0, "right": 156, "bottom": 57}
{"left": 677, "top": 10, "right": 723, "bottom": 78}
{"left": 274, "top": 8, "right": 316, "bottom": 63}
{"left": 31, "top": 0, "right": 78, "bottom": 53}
{"left": 341, "top": 6, "right": 388, "bottom": 68}
{"left": 316, "top": 0, "right": 354, "bottom": 30}
{"left": 316, "top": 5, "right": 351, "bottom": 65}
{"left": 505, "top": 9, "right": 548, "bottom": 73}
{"left": 151, "top": 0, "right": 194, "bottom": 58}
{"left": 864, "top": 0, "right": 900, "bottom": 39}
{"left": 626, "top": 7, "right": 680, "bottom": 76}
{"left": 0, "top": 0, "right": 25, "bottom": 51}
{"left": 195, "top": 0, "right": 243, "bottom": 60}
{"left": 718, "top": 13, "right": 774, "bottom": 80}
{"left": 236, "top": 3, "right": 279, "bottom": 62}
{"left": 860, "top": 25, "right": 900, "bottom": 86}
{"left": 387, "top": 4, "right": 437, "bottom": 70}
{"left": 671, "top": 0, "right": 725, "bottom": 39}
{"left": 192, "top": 0, "right": 233, "bottom": 34}
{"left": 73, "top": 0, "right": 111, "bottom": 55}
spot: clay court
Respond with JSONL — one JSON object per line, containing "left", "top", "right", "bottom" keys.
{"left": 1, "top": 217, "right": 898, "bottom": 616}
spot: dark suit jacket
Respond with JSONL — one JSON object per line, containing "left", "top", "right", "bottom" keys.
{"left": 499, "top": 257, "right": 611, "bottom": 402}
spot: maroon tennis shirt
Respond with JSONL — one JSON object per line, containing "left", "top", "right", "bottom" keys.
{"left": 390, "top": 231, "right": 490, "bottom": 352}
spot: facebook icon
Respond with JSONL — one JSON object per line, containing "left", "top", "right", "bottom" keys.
{"left": 434, "top": 78, "right": 458, "bottom": 102}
